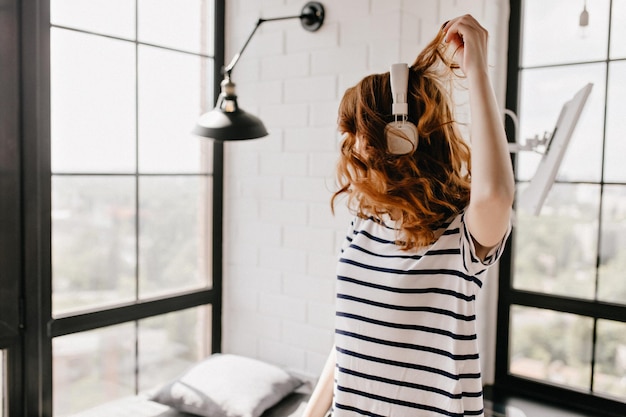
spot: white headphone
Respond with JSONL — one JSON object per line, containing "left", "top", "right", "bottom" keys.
{"left": 385, "top": 63, "right": 418, "bottom": 155}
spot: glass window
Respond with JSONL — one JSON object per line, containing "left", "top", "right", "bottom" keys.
{"left": 53, "top": 323, "right": 135, "bottom": 416}
{"left": 503, "top": 0, "right": 626, "bottom": 411}
{"left": 49, "top": 0, "right": 217, "bottom": 414}
{"left": 610, "top": 0, "right": 626, "bottom": 59}
{"left": 138, "top": 306, "right": 212, "bottom": 392}
{"left": 521, "top": 0, "right": 610, "bottom": 67}
{"left": 510, "top": 306, "right": 594, "bottom": 391}
{"left": 51, "top": 28, "right": 136, "bottom": 174}
{"left": 598, "top": 185, "right": 626, "bottom": 304}
{"left": 50, "top": 0, "right": 135, "bottom": 39}
{"left": 52, "top": 306, "right": 211, "bottom": 416}
{"left": 50, "top": 4, "right": 215, "bottom": 310}
{"left": 594, "top": 320, "right": 626, "bottom": 398}
{"left": 516, "top": 63, "right": 606, "bottom": 183}
{"left": 138, "top": 0, "right": 214, "bottom": 55}
{"left": 138, "top": 176, "right": 212, "bottom": 299}
{"left": 513, "top": 183, "right": 600, "bottom": 299}
{"left": 52, "top": 176, "right": 136, "bottom": 315}
{"left": 138, "top": 46, "right": 213, "bottom": 174}
{"left": 603, "top": 61, "right": 626, "bottom": 183}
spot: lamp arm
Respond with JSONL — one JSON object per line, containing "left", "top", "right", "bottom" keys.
{"left": 223, "top": 18, "right": 264, "bottom": 77}
{"left": 222, "top": 2, "right": 324, "bottom": 76}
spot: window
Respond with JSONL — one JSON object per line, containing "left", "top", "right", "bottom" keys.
{"left": 52, "top": 306, "right": 212, "bottom": 415}
{"left": 0, "top": 0, "right": 225, "bottom": 415}
{"left": 497, "top": 1, "right": 626, "bottom": 415}
{"left": 49, "top": 1, "right": 219, "bottom": 415}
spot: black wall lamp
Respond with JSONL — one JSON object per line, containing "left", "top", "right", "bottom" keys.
{"left": 193, "top": 2, "right": 325, "bottom": 141}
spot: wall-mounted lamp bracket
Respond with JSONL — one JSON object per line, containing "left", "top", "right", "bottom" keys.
{"left": 194, "top": 2, "right": 325, "bottom": 141}
{"left": 223, "top": 1, "right": 325, "bottom": 76}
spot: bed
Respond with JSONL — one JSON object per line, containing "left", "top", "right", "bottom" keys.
{"left": 69, "top": 353, "right": 526, "bottom": 417}
{"left": 70, "top": 354, "right": 313, "bottom": 417}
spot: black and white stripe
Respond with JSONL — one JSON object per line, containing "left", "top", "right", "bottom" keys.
{"left": 333, "top": 212, "right": 510, "bottom": 417}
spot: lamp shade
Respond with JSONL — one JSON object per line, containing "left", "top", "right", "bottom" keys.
{"left": 193, "top": 103, "right": 269, "bottom": 141}
{"left": 193, "top": 90, "right": 269, "bottom": 141}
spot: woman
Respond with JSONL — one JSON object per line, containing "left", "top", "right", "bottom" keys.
{"left": 303, "top": 14, "right": 515, "bottom": 417}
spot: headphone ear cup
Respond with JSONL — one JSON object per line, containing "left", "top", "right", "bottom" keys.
{"left": 386, "top": 121, "right": 418, "bottom": 155}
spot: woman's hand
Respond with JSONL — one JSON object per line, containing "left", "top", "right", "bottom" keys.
{"left": 442, "top": 15, "right": 515, "bottom": 257}
{"left": 441, "top": 14, "right": 489, "bottom": 77}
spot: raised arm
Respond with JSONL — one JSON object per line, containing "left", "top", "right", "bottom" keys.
{"left": 443, "top": 15, "right": 515, "bottom": 258}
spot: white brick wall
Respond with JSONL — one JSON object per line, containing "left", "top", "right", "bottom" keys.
{"left": 223, "top": 0, "right": 510, "bottom": 381}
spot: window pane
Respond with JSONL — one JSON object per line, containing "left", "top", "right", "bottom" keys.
{"left": 138, "top": 306, "right": 212, "bottom": 392}
{"left": 604, "top": 61, "right": 626, "bottom": 182}
{"left": 521, "top": 0, "right": 610, "bottom": 67}
{"left": 510, "top": 306, "right": 593, "bottom": 390}
{"left": 594, "top": 320, "right": 626, "bottom": 399}
{"left": 53, "top": 323, "right": 135, "bottom": 416}
{"left": 513, "top": 183, "right": 600, "bottom": 299}
{"left": 598, "top": 185, "right": 626, "bottom": 304}
{"left": 52, "top": 176, "right": 136, "bottom": 315}
{"left": 51, "top": 0, "right": 135, "bottom": 39}
{"left": 610, "top": 0, "right": 626, "bottom": 58}
{"left": 139, "top": 176, "right": 212, "bottom": 298}
{"left": 51, "top": 28, "right": 136, "bottom": 173}
{"left": 138, "top": 46, "right": 213, "bottom": 174}
{"left": 138, "top": 0, "right": 213, "bottom": 55}
{"left": 516, "top": 63, "right": 606, "bottom": 182}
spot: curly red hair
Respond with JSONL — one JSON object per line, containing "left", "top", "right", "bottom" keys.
{"left": 332, "top": 30, "right": 471, "bottom": 249}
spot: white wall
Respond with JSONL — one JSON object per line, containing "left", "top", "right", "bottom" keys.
{"left": 222, "top": 0, "right": 510, "bottom": 382}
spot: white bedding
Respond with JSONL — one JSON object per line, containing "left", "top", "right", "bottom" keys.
{"left": 70, "top": 390, "right": 312, "bottom": 417}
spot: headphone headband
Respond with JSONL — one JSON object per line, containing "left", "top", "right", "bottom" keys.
{"left": 390, "top": 63, "right": 409, "bottom": 117}
{"left": 386, "top": 63, "right": 418, "bottom": 155}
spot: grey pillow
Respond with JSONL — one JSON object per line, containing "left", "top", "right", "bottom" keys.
{"left": 150, "top": 354, "right": 302, "bottom": 417}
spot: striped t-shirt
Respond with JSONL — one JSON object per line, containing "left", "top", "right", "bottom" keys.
{"left": 333, "top": 211, "right": 510, "bottom": 417}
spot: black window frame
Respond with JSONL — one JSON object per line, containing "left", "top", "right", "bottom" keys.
{"left": 0, "top": 1, "right": 225, "bottom": 416}
{"left": 494, "top": 1, "right": 626, "bottom": 416}
{"left": 0, "top": 1, "right": 25, "bottom": 415}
